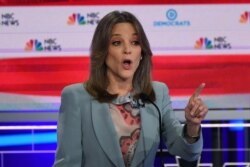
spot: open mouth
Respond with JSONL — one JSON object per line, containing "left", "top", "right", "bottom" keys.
{"left": 123, "top": 59, "right": 132, "bottom": 65}
{"left": 122, "top": 59, "right": 132, "bottom": 69}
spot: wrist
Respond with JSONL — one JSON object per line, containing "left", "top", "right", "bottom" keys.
{"left": 186, "top": 123, "right": 200, "bottom": 137}
{"left": 184, "top": 124, "right": 201, "bottom": 142}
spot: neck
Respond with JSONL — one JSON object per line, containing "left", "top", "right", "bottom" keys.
{"left": 107, "top": 78, "right": 132, "bottom": 97}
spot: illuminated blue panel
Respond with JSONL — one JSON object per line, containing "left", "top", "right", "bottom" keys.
{"left": 0, "top": 132, "right": 56, "bottom": 147}
{"left": 34, "top": 130, "right": 57, "bottom": 150}
{"left": 0, "top": 130, "right": 32, "bottom": 151}
{"left": 229, "top": 120, "right": 244, "bottom": 131}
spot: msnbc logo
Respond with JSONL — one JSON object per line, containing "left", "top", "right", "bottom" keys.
{"left": 154, "top": 9, "right": 191, "bottom": 27}
{"left": 239, "top": 11, "right": 250, "bottom": 24}
{"left": 67, "top": 12, "right": 100, "bottom": 25}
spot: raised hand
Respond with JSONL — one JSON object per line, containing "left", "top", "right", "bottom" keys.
{"left": 185, "top": 83, "right": 208, "bottom": 126}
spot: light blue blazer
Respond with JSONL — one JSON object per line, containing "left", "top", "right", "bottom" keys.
{"left": 53, "top": 81, "right": 202, "bottom": 167}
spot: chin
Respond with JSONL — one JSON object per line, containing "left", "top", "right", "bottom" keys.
{"left": 120, "top": 74, "right": 134, "bottom": 81}
{"left": 118, "top": 70, "right": 135, "bottom": 80}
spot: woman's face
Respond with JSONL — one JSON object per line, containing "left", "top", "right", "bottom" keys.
{"left": 106, "top": 22, "right": 142, "bottom": 83}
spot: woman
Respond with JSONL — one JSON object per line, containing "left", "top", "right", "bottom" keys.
{"left": 53, "top": 11, "right": 208, "bottom": 167}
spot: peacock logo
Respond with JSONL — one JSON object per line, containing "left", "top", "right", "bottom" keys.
{"left": 194, "top": 37, "right": 213, "bottom": 49}
{"left": 67, "top": 13, "right": 86, "bottom": 25}
{"left": 25, "top": 39, "right": 43, "bottom": 51}
{"left": 239, "top": 11, "right": 250, "bottom": 24}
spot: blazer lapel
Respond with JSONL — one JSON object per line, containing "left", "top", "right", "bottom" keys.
{"left": 131, "top": 103, "right": 159, "bottom": 167}
{"left": 91, "top": 100, "right": 125, "bottom": 167}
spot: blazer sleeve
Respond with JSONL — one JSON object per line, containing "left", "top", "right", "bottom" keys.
{"left": 53, "top": 85, "right": 83, "bottom": 167}
{"left": 159, "top": 83, "right": 203, "bottom": 161}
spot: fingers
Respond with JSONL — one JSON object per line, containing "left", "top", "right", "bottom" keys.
{"left": 197, "top": 106, "right": 208, "bottom": 118}
{"left": 185, "top": 83, "right": 208, "bottom": 124}
{"left": 190, "top": 98, "right": 201, "bottom": 116}
{"left": 189, "top": 97, "right": 208, "bottom": 118}
{"left": 192, "top": 83, "right": 206, "bottom": 98}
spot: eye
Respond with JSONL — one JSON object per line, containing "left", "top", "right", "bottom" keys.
{"left": 131, "top": 40, "right": 140, "bottom": 45}
{"left": 111, "top": 41, "right": 121, "bottom": 46}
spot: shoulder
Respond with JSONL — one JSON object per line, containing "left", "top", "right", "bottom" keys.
{"left": 152, "top": 81, "right": 169, "bottom": 93}
{"left": 61, "top": 83, "right": 89, "bottom": 97}
{"left": 62, "top": 83, "right": 84, "bottom": 93}
{"left": 152, "top": 81, "right": 171, "bottom": 104}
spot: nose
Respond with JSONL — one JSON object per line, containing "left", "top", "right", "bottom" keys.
{"left": 123, "top": 43, "right": 131, "bottom": 54}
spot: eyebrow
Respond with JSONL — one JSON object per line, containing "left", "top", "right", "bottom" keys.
{"left": 111, "top": 33, "right": 138, "bottom": 37}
